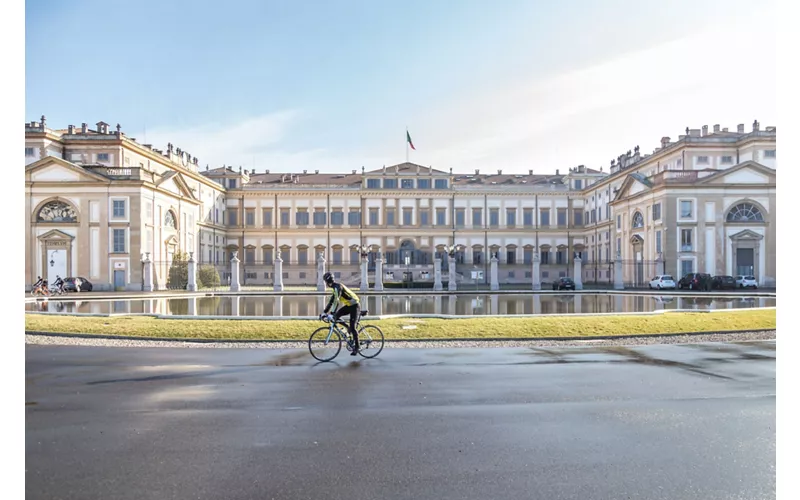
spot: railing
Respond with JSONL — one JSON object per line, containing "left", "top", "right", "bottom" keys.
{"left": 84, "top": 166, "right": 145, "bottom": 180}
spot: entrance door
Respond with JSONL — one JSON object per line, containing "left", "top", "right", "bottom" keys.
{"left": 736, "top": 248, "right": 754, "bottom": 276}
{"left": 47, "top": 249, "right": 67, "bottom": 284}
{"left": 113, "top": 270, "right": 126, "bottom": 290}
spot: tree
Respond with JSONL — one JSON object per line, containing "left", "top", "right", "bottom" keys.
{"left": 198, "top": 264, "right": 221, "bottom": 289}
{"left": 167, "top": 251, "right": 189, "bottom": 289}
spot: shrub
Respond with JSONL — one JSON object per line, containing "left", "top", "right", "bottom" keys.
{"left": 198, "top": 265, "right": 221, "bottom": 289}
{"left": 167, "top": 251, "right": 189, "bottom": 289}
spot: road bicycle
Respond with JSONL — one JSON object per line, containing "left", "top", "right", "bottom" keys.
{"left": 308, "top": 309, "right": 385, "bottom": 362}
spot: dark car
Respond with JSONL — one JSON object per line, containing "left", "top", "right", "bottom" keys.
{"left": 712, "top": 275, "right": 736, "bottom": 290}
{"left": 678, "top": 273, "right": 712, "bottom": 291}
{"left": 552, "top": 277, "right": 576, "bottom": 291}
{"left": 63, "top": 277, "right": 93, "bottom": 292}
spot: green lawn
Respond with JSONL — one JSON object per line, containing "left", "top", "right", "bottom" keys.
{"left": 25, "top": 309, "right": 776, "bottom": 341}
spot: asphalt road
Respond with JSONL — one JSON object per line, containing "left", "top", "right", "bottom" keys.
{"left": 26, "top": 342, "right": 776, "bottom": 500}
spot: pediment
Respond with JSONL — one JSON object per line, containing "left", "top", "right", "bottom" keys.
{"left": 155, "top": 171, "right": 198, "bottom": 201}
{"left": 698, "top": 161, "right": 775, "bottom": 185}
{"left": 729, "top": 229, "right": 764, "bottom": 241}
{"left": 613, "top": 173, "right": 652, "bottom": 202}
{"left": 26, "top": 157, "right": 109, "bottom": 183}
{"left": 37, "top": 229, "right": 75, "bottom": 241}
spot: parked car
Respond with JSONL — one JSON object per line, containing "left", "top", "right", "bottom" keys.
{"left": 552, "top": 277, "right": 576, "bottom": 291}
{"left": 712, "top": 275, "right": 737, "bottom": 290}
{"left": 678, "top": 273, "right": 712, "bottom": 291}
{"left": 63, "top": 277, "right": 93, "bottom": 292}
{"left": 648, "top": 275, "right": 676, "bottom": 290}
{"left": 735, "top": 275, "right": 758, "bottom": 289}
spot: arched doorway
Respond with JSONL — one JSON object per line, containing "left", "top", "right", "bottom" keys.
{"left": 399, "top": 239, "right": 416, "bottom": 265}
{"left": 630, "top": 235, "right": 644, "bottom": 286}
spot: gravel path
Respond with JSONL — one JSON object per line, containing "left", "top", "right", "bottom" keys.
{"left": 25, "top": 330, "right": 776, "bottom": 349}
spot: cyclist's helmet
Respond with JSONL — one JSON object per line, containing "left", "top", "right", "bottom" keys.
{"left": 323, "top": 272, "right": 334, "bottom": 286}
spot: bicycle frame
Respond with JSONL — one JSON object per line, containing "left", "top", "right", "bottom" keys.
{"left": 323, "top": 317, "right": 362, "bottom": 345}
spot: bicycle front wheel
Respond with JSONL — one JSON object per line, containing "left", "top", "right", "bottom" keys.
{"left": 358, "top": 325, "right": 385, "bottom": 359}
{"left": 308, "top": 327, "right": 342, "bottom": 362}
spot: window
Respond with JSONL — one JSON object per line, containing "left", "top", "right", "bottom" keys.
{"left": 591, "top": 210, "right": 596, "bottom": 223}
{"left": 435, "top": 179, "right": 448, "bottom": 189}
{"left": 245, "top": 210, "right": 255, "bottom": 226}
{"left": 401, "top": 179, "right": 414, "bottom": 189}
{"left": 490, "top": 209, "right": 499, "bottom": 227}
{"left": 764, "top": 150, "right": 776, "bottom": 158}
{"left": 280, "top": 208, "right": 290, "bottom": 226}
{"left": 369, "top": 208, "right": 379, "bottom": 226}
{"left": 403, "top": 208, "right": 413, "bottom": 226}
{"left": 333, "top": 247, "right": 342, "bottom": 265}
{"left": 348, "top": 210, "right": 361, "bottom": 226}
{"left": 574, "top": 179, "right": 582, "bottom": 190}
{"left": 263, "top": 248, "right": 273, "bottom": 265}
{"left": 226, "top": 209, "right": 237, "bottom": 226}
{"left": 350, "top": 248, "right": 359, "bottom": 265}
{"left": 632, "top": 212, "right": 644, "bottom": 228}
{"left": 721, "top": 156, "right": 733, "bottom": 164}
{"left": 419, "top": 209, "right": 430, "bottom": 226}
{"left": 367, "top": 179, "right": 381, "bottom": 189}
{"left": 263, "top": 209, "right": 272, "bottom": 227}
{"left": 677, "top": 158, "right": 682, "bottom": 168}
{"left": 524, "top": 208, "right": 533, "bottom": 227}
{"left": 557, "top": 209, "right": 566, "bottom": 227}
{"left": 331, "top": 211, "right": 344, "bottom": 225}
{"left": 228, "top": 179, "right": 236, "bottom": 189}
{"left": 585, "top": 211, "right": 590, "bottom": 225}
{"left": 145, "top": 202, "right": 152, "bottom": 220}
{"left": 112, "top": 229, "right": 126, "bottom": 253}
{"left": 472, "top": 209, "right": 482, "bottom": 227}
{"left": 112, "top": 200, "right": 126, "bottom": 218}
{"left": 540, "top": 250, "right": 550, "bottom": 264}
{"left": 436, "top": 208, "right": 446, "bottom": 226}
{"left": 697, "top": 156, "right": 709, "bottom": 164}
{"left": 473, "top": 248, "right": 484, "bottom": 265}
{"left": 296, "top": 210, "right": 309, "bottom": 226}
{"left": 298, "top": 248, "right": 308, "bottom": 265}
{"left": 386, "top": 208, "right": 396, "bottom": 226}
{"left": 25, "top": 147, "right": 34, "bottom": 156}
{"left": 726, "top": 203, "right": 764, "bottom": 222}
{"left": 656, "top": 231, "right": 662, "bottom": 254}
{"left": 617, "top": 215, "right": 621, "bottom": 228}
{"left": 556, "top": 249, "right": 566, "bottom": 265}
{"left": 573, "top": 210, "right": 583, "bottom": 227}
{"left": 681, "top": 259, "right": 693, "bottom": 277}
{"left": 540, "top": 210, "right": 550, "bottom": 227}
{"left": 606, "top": 205, "right": 610, "bottom": 220}
{"left": 680, "top": 200, "right": 693, "bottom": 218}
{"left": 652, "top": 203, "right": 661, "bottom": 221}
{"left": 313, "top": 210, "right": 327, "bottom": 226}
{"left": 523, "top": 248, "right": 533, "bottom": 265}
{"left": 97, "top": 153, "right": 109, "bottom": 162}
{"left": 418, "top": 179, "right": 431, "bottom": 189}
{"left": 455, "top": 208, "right": 465, "bottom": 227}
{"left": 163, "top": 210, "right": 177, "bottom": 229}
{"left": 616, "top": 238, "right": 621, "bottom": 254}
{"left": 215, "top": 208, "right": 219, "bottom": 224}
{"left": 245, "top": 248, "right": 255, "bottom": 264}
{"left": 383, "top": 179, "right": 397, "bottom": 189}
{"left": 681, "top": 229, "right": 693, "bottom": 251}
{"left": 506, "top": 209, "right": 516, "bottom": 227}
{"left": 506, "top": 249, "right": 516, "bottom": 265}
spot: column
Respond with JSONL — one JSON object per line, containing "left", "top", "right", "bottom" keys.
{"left": 532, "top": 253, "right": 541, "bottom": 291}
{"left": 375, "top": 256, "right": 384, "bottom": 291}
{"left": 360, "top": 256, "right": 369, "bottom": 291}
{"left": 490, "top": 255, "right": 499, "bottom": 291}
{"left": 230, "top": 252, "right": 241, "bottom": 292}
{"left": 448, "top": 256, "right": 457, "bottom": 291}
{"left": 614, "top": 252, "right": 624, "bottom": 290}
{"left": 187, "top": 252, "right": 197, "bottom": 291}
{"left": 573, "top": 255, "right": 583, "bottom": 290}
{"left": 316, "top": 253, "right": 326, "bottom": 292}
{"left": 274, "top": 255, "right": 284, "bottom": 291}
{"left": 433, "top": 258, "right": 443, "bottom": 291}
{"left": 143, "top": 252, "right": 153, "bottom": 292}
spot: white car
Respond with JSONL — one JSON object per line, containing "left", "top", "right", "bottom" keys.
{"left": 736, "top": 275, "right": 758, "bottom": 289}
{"left": 649, "top": 275, "right": 676, "bottom": 290}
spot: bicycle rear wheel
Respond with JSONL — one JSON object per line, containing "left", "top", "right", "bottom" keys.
{"left": 357, "top": 325, "right": 384, "bottom": 359}
{"left": 308, "top": 327, "right": 342, "bottom": 362}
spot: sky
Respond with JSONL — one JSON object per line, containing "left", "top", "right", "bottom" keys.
{"left": 25, "top": 0, "right": 776, "bottom": 174}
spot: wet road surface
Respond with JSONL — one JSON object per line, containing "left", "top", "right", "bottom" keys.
{"left": 26, "top": 342, "right": 776, "bottom": 500}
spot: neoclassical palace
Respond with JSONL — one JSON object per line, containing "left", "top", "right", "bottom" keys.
{"left": 24, "top": 117, "right": 776, "bottom": 290}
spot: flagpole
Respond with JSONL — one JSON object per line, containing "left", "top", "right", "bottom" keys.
{"left": 406, "top": 126, "right": 409, "bottom": 163}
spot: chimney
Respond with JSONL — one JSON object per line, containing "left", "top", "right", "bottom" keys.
{"left": 702, "top": 125, "right": 708, "bottom": 136}
{"left": 660, "top": 137, "right": 670, "bottom": 148}
{"left": 713, "top": 124, "right": 720, "bottom": 133}
{"left": 556, "top": 169, "right": 560, "bottom": 176}
{"left": 40, "top": 115, "right": 46, "bottom": 131}
{"left": 81, "top": 123, "right": 88, "bottom": 134}
{"left": 737, "top": 124, "right": 744, "bottom": 133}
{"left": 67, "top": 125, "right": 74, "bottom": 134}
{"left": 528, "top": 169, "right": 533, "bottom": 175}
{"left": 753, "top": 120, "right": 760, "bottom": 132}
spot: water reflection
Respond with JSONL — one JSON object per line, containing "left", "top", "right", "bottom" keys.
{"left": 26, "top": 293, "right": 775, "bottom": 317}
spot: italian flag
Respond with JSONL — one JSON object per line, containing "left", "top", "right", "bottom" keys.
{"left": 407, "top": 130, "right": 416, "bottom": 150}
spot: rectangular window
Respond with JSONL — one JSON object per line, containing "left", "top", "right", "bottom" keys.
{"left": 280, "top": 208, "right": 290, "bottom": 226}
{"left": 681, "top": 259, "right": 694, "bottom": 277}
{"left": 386, "top": 208, "right": 396, "bottom": 226}
{"left": 369, "top": 208, "right": 379, "bottom": 226}
{"left": 490, "top": 208, "right": 499, "bottom": 227}
{"left": 681, "top": 229, "right": 693, "bottom": 251}
{"left": 417, "top": 179, "right": 431, "bottom": 189}
{"left": 262, "top": 209, "right": 272, "bottom": 227}
{"left": 574, "top": 179, "right": 582, "bottom": 189}
{"left": 585, "top": 211, "right": 590, "bottom": 225}
{"left": 403, "top": 208, "right": 413, "bottom": 226}
{"left": 591, "top": 210, "right": 596, "bottom": 223}
{"left": 263, "top": 248, "right": 273, "bottom": 265}
{"left": 557, "top": 209, "right": 566, "bottom": 227}
{"left": 540, "top": 210, "right": 550, "bottom": 227}
{"left": 245, "top": 210, "right": 255, "bottom": 226}
{"left": 680, "top": 200, "right": 693, "bottom": 218}
{"left": 367, "top": 179, "right": 381, "bottom": 189}
{"left": 383, "top": 178, "right": 397, "bottom": 189}
{"left": 245, "top": 249, "right": 255, "bottom": 264}
{"left": 606, "top": 205, "right": 610, "bottom": 220}
{"left": 506, "top": 250, "right": 516, "bottom": 265}
{"left": 313, "top": 210, "right": 327, "bottom": 226}
{"left": 227, "top": 209, "right": 238, "bottom": 226}
{"left": 573, "top": 210, "right": 583, "bottom": 227}
{"left": 656, "top": 231, "right": 662, "bottom": 254}
{"left": 298, "top": 248, "right": 308, "bottom": 265}
{"left": 333, "top": 248, "right": 342, "bottom": 265}
{"left": 617, "top": 215, "right": 621, "bottom": 228}
{"left": 112, "top": 200, "right": 126, "bottom": 218}
{"left": 540, "top": 250, "right": 550, "bottom": 265}
{"left": 434, "top": 179, "right": 448, "bottom": 189}
{"left": 228, "top": 179, "right": 236, "bottom": 189}
{"left": 145, "top": 202, "right": 152, "bottom": 220}
{"left": 472, "top": 208, "right": 482, "bottom": 227}
{"left": 652, "top": 203, "right": 661, "bottom": 221}
{"left": 436, "top": 208, "right": 446, "bottom": 226}
{"left": 112, "top": 229, "right": 126, "bottom": 253}
{"left": 616, "top": 238, "right": 621, "bottom": 254}
{"left": 296, "top": 210, "right": 309, "bottom": 226}
{"left": 473, "top": 249, "right": 484, "bottom": 265}
{"left": 350, "top": 248, "right": 359, "bottom": 265}
{"left": 764, "top": 150, "right": 776, "bottom": 158}
{"left": 524, "top": 248, "right": 533, "bottom": 265}
{"left": 348, "top": 210, "right": 361, "bottom": 226}
{"left": 721, "top": 156, "right": 733, "bottom": 164}
{"left": 331, "top": 211, "right": 344, "bottom": 225}
{"left": 401, "top": 179, "right": 414, "bottom": 189}
{"left": 25, "top": 147, "right": 34, "bottom": 156}
{"left": 506, "top": 209, "right": 515, "bottom": 227}
{"left": 97, "top": 153, "right": 110, "bottom": 162}
{"left": 523, "top": 208, "right": 533, "bottom": 227}
{"left": 419, "top": 209, "right": 430, "bottom": 226}
{"left": 556, "top": 250, "right": 566, "bottom": 265}
{"left": 455, "top": 208, "right": 465, "bottom": 227}
{"left": 697, "top": 156, "right": 709, "bottom": 164}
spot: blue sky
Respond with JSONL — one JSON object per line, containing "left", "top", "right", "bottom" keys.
{"left": 26, "top": 0, "right": 776, "bottom": 173}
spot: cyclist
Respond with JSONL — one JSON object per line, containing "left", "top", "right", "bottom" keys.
{"left": 53, "top": 275, "right": 65, "bottom": 294}
{"left": 31, "top": 276, "right": 47, "bottom": 295}
{"left": 318, "top": 272, "right": 361, "bottom": 355}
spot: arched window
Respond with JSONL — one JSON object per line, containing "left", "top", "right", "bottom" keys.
{"left": 631, "top": 212, "right": 644, "bottom": 229}
{"left": 726, "top": 203, "right": 764, "bottom": 223}
{"left": 37, "top": 200, "right": 77, "bottom": 223}
{"left": 164, "top": 210, "right": 177, "bottom": 229}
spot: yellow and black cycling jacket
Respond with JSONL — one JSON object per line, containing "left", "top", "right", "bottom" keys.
{"left": 324, "top": 282, "right": 360, "bottom": 313}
